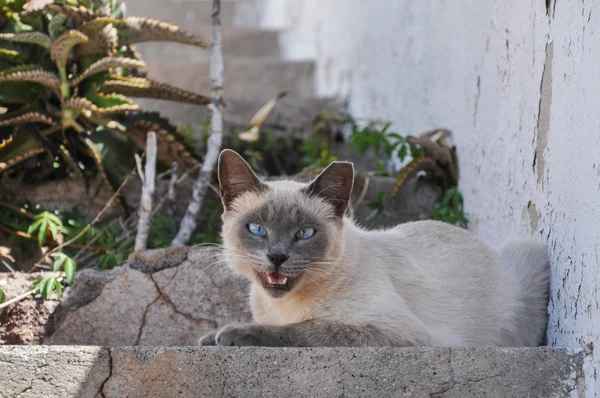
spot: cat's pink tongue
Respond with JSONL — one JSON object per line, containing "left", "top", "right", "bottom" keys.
{"left": 266, "top": 272, "right": 288, "bottom": 285}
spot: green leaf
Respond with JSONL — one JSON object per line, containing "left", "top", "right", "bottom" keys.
{"left": 54, "top": 279, "right": 63, "bottom": 299}
{"left": 398, "top": 144, "right": 408, "bottom": 162}
{"left": 387, "top": 132, "right": 405, "bottom": 141}
{"left": 29, "top": 278, "right": 43, "bottom": 291}
{"left": 27, "top": 219, "right": 42, "bottom": 234}
{"left": 34, "top": 277, "right": 48, "bottom": 298}
{"left": 38, "top": 218, "right": 48, "bottom": 246}
{"left": 51, "top": 252, "right": 67, "bottom": 272}
{"left": 64, "top": 257, "right": 77, "bottom": 284}
{"left": 0, "top": 288, "right": 5, "bottom": 305}
{"left": 43, "top": 276, "right": 56, "bottom": 299}
{"left": 48, "top": 221, "right": 59, "bottom": 241}
{"left": 46, "top": 213, "right": 63, "bottom": 226}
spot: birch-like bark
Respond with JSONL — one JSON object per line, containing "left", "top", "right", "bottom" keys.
{"left": 134, "top": 132, "right": 157, "bottom": 251}
{"left": 171, "top": 0, "right": 223, "bottom": 246}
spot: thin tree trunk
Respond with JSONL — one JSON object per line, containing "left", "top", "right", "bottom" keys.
{"left": 171, "top": 0, "right": 224, "bottom": 246}
{"left": 135, "top": 132, "right": 157, "bottom": 251}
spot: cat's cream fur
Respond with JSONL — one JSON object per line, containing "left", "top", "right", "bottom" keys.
{"left": 199, "top": 150, "right": 549, "bottom": 347}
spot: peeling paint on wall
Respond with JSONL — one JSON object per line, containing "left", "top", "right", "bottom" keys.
{"left": 534, "top": 40, "right": 553, "bottom": 185}
{"left": 261, "top": 1, "right": 600, "bottom": 395}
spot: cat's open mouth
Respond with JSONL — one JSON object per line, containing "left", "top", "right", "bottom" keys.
{"left": 260, "top": 271, "right": 295, "bottom": 292}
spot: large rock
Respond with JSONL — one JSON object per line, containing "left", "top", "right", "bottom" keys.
{"left": 0, "top": 345, "right": 583, "bottom": 398}
{"left": 46, "top": 247, "right": 251, "bottom": 346}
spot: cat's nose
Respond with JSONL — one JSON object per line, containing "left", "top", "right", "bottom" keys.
{"left": 267, "top": 253, "right": 290, "bottom": 268}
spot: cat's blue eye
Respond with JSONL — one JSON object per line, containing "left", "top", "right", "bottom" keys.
{"left": 295, "top": 227, "right": 315, "bottom": 240}
{"left": 248, "top": 223, "right": 266, "bottom": 237}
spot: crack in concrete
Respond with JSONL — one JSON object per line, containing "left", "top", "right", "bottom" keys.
{"left": 136, "top": 295, "right": 161, "bottom": 345}
{"left": 134, "top": 274, "right": 219, "bottom": 344}
{"left": 97, "top": 348, "right": 113, "bottom": 398}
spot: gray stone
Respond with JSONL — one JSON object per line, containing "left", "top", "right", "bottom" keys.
{"left": 0, "top": 345, "right": 110, "bottom": 398}
{"left": 46, "top": 247, "right": 251, "bottom": 347}
{"left": 151, "top": 247, "right": 252, "bottom": 328}
{"left": 137, "top": 297, "right": 214, "bottom": 346}
{"left": 46, "top": 268, "right": 159, "bottom": 346}
{"left": 0, "top": 346, "right": 577, "bottom": 398}
{"left": 128, "top": 246, "right": 189, "bottom": 274}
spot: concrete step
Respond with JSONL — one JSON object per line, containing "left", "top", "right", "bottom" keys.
{"left": 0, "top": 346, "right": 581, "bottom": 397}
{"left": 145, "top": 58, "right": 315, "bottom": 98}
{"left": 135, "top": 27, "right": 281, "bottom": 61}
{"left": 125, "top": 0, "right": 261, "bottom": 27}
{"left": 134, "top": 95, "right": 339, "bottom": 129}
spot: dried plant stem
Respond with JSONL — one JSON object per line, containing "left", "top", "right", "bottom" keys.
{"left": 0, "top": 199, "right": 36, "bottom": 219}
{"left": 0, "top": 289, "right": 35, "bottom": 310}
{"left": 134, "top": 132, "right": 157, "bottom": 251}
{"left": 171, "top": 0, "right": 223, "bottom": 246}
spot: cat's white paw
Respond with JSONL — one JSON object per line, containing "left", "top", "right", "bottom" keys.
{"left": 198, "top": 330, "right": 218, "bottom": 346}
{"left": 215, "top": 324, "right": 264, "bottom": 346}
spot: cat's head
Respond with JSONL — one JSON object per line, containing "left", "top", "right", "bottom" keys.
{"left": 218, "top": 149, "right": 354, "bottom": 299}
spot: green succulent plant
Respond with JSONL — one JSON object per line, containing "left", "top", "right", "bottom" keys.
{"left": 0, "top": 0, "right": 209, "bottom": 212}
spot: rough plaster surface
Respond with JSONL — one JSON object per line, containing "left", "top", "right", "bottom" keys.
{"left": 0, "top": 346, "right": 581, "bottom": 398}
{"left": 255, "top": 1, "right": 600, "bottom": 395}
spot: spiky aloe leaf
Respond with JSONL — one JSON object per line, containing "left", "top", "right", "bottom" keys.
{"left": 70, "top": 57, "right": 146, "bottom": 86}
{"left": 0, "top": 110, "right": 56, "bottom": 127}
{"left": 82, "top": 134, "right": 128, "bottom": 215}
{"left": 0, "top": 126, "right": 46, "bottom": 171}
{"left": 78, "top": 21, "right": 118, "bottom": 56}
{"left": 81, "top": 16, "right": 207, "bottom": 48}
{"left": 0, "top": 66, "right": 60, "bottom": 94}
{"left": 100, "top": 77, "right": 211, "bottom": 106}
{"left": 120, "top": 17, "right": 207, "bottom": 47}
{"left": 390, "top": 157, "right": 446, "bottom": 199}
{"left": 51, "top": 30, "right": 89, "bottom": 69}
{"left": 63, "top": 96, "right": 140, "bottom": 116}
{"left": 0, "top": 32, "right": 51, "bottom": 50}
{"left": 47, "top": 4, "right": 97, "bottom": 22}
{"left": 124, "top": 112, "right": 201, "bottom": 171}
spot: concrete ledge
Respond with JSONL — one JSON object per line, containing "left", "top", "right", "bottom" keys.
{"left": 0, "top": 346, "right": 581, "bottom": 397}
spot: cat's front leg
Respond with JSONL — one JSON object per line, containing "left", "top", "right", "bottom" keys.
{"left": 199, "top": 320, "right": 413, "bottom": 347}
{"left": 201, "top": 324, "right": 281, "bottom": 347}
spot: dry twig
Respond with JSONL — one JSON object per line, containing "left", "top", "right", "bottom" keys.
{"left": 172, "top": 0, "right": 224, "bottom": 246}
{"left": 134, "top": 132, "right": 157, "bottom": 251}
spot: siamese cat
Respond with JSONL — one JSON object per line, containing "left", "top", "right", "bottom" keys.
{"left": 199, "top": 149, "right": 549, "bottom": 347}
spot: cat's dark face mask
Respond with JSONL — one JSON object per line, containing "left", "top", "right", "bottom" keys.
{"left": 217, "top": 149, "right": 354, "bottom": 298}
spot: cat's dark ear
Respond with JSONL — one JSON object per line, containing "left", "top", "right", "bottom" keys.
{"left": 218, "top": 149, "right": 265, "bottom": 210}
{"left": 304, "top": 161, "right": 354, "bottom": 217}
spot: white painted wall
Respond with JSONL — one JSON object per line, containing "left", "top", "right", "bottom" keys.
{"left": 256, "top": 0, "right": 600, "bottom": 394}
